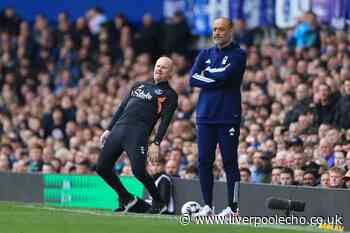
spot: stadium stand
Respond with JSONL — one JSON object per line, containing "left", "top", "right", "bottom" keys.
{"left": 0, "top": 6, "right": 350, "bottom": 190}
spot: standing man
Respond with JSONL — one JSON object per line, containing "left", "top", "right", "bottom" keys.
{"left": 97, "top": 57, "right": 178, "bottom": 214}
{"left": 190, "top": 17, "right": 247, "bottom": 216}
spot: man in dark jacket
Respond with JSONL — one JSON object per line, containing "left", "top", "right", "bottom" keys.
{"left": 162, "top": 11, "right": 191, "bottom": 55}
{"left": 314, "top": 83, "right": 339, "bottom": 126}
{"left": 284, "top": 83, "right": 312, "bottom": 126}
{"left": 97, "top": 56, "right": 178, "bottom": 214}
{"left": 334, "top": 79, "right": 350, "bottom": 129}
{"left": 134, "top": 13, "right": 162, "bottom": 61}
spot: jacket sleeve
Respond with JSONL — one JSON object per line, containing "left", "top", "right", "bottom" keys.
{"left": 190, "top": 50, "right": 226, "bottom": 89}
{"left": 154, "top": 90, "right": 178, "bottom": 144}
{"left": 204, "top": 51, "right": 247, "bottom": 85}
{"left": 107, "top": 82, "right": 140, "bottom": 130}
{"left": 107, "top": 93, "right": 131, "bottom": 130}
{"left": 333, "top": 101, "right": 341, "bottom": 128}
{"left": 190, "top": 73, "right": 227, "bottom": 88}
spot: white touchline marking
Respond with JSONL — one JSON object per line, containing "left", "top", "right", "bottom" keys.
{"left": 20, "top": 204, "right": 176, "bottom": 220}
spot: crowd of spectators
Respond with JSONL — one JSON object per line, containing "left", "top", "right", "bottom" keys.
{"left": 0, "top": 7, "right": 350, "bottom": 189}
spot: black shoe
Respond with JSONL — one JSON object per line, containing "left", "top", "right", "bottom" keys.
{"left": 113, "top": 199, "right": 126, "bottom": 212}
{"left": 127, "top": 198, "right": 151, "bottom": 213}
{"left": 147, "top": 200, "right": 167, "bottom": 214}
{"left": 113, "top": 205, "right": 125, "bottom": 212}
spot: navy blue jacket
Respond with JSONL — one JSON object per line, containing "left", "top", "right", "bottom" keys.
{"left": 190, "top": 42, "right": 246, "bottom": 124}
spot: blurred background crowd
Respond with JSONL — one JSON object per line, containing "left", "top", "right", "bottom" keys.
{"left": 0, "top": 6, "right": 350, "bottom": 189}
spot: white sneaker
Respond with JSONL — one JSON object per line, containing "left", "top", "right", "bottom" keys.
{"left": 193, "top": 205, "right": 214, "bottom": 216}
{"left": 218, "top": 206, "right": 239, "bottom": 217}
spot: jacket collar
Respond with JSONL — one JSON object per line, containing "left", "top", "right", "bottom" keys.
{"left": 216, "top": 41, "right": 239, "bottom": 51}
{"left": 155, "top": 80, "right": 169, "bottom": 87}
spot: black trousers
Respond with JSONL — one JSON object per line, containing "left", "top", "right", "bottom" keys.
{"left": 96, "top": 124, "right": 162, "bottom": 203}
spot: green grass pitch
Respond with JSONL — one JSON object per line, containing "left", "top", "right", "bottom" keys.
{"left": 0, "top": 201, "right": 334, "bottom": 233}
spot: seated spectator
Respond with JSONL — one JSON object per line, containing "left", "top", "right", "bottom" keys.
{"left": 270, "top": 167, "right": 282, "bottom": 185}
{"left": 12, "top": 160, "right": 28, "bottom": 173}
{"left": 334, "top": 151, "right": 346, "bottom": 171}
{"left": 240, "top": 167, "right": 251, "bottom": 183}
{"left": 165, "top": 160, "right": 179, "bottom": 178}
{"left": 28, "top": 144, "right": 44, "bottom": 172}
{"left": 329, "top": 167, "right": 344, "bottom": 189}
{"left": 0, "top": 156, "right": 10, "bottom": 171}
{"left": 319, "top": 138, "right": 335, "bottom": 168}
{"left": 294, "top": 168, "right": 305, "bottom": 185}
{"left": 342, "top": 170, "right": 350, "bottom": 189}
{"left": 213, "top": 164, "right": 225, "bottom": 181}
{"left": 319, "top": 172, "right": 330, "bottom": 188}
{"left": 325, "top": 127, "right": 342, "bottom": 147}
{"left": 250, "top": 151, "right": 266, "bottom": 183}
{"left": 302, "top": 161, "right": 320, "bottom": 179}
{"left": 280, "top": 167, "right": 296, "bottom": 186}
{"left": 238, "top": 155, "right": 250, "bottom": 169}
{"left": 182, "top": 165, "right": 198, "bottom": 179}
{"left": 0, "top": 143, "right": 14, "bottom": 160}
{"left": 76, "top": 159, "right": 91, "bottom": 174}
{"left": 294, "top": 152, "right": 306, "bottom": 169}
{"left": 303, "top": 170, "right": 317, "bottom": 186}
{"left": 345, "top": 151, "right": 350, "bottom": 171}
{"left": 288, "top": 137, "right": 304, "bottom": 153}
{"left": 42, "top": 162, "right": 55, "bottom": 173}
{"left": 274, "top": 151, "right": 287, "bottom": 167}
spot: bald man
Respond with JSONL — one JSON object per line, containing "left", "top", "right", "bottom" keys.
{"left": 190, "top": 17, "right": 247, "bottom": 216}
{"left": 98, "top": 56, "right": 178, "bottom": 214}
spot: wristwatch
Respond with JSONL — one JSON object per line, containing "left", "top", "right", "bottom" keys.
{"left": 153, "top": 140, "right": 160, "bottom": 146}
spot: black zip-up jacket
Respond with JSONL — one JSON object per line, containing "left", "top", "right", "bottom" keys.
{"left": 107, "top": 80, "right": 178, "bottom": 144}
{"left": 334, "top": 94, "right": 350, "bottom": 129}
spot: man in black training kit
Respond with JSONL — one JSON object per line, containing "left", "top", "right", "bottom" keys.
{"left": 97, "top": 56, "right": 178, "bottom": 214}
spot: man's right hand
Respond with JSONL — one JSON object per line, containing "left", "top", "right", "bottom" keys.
{"left": 100, "top": 130, "right": 111, "bottom": 147}
{"left": 148, "top": 143, "right": 160, "bottom": 162}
